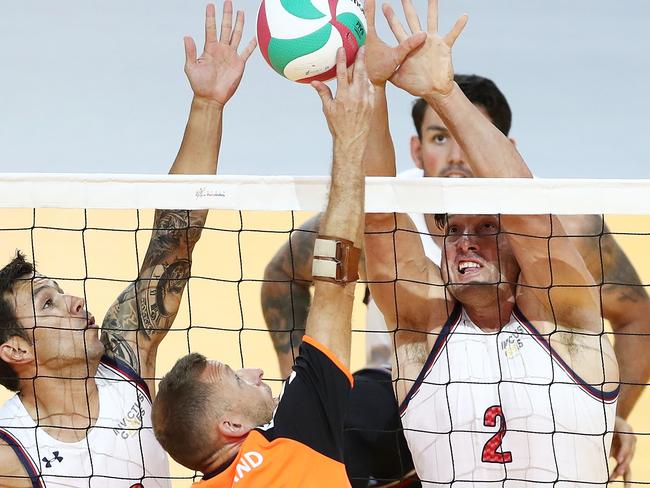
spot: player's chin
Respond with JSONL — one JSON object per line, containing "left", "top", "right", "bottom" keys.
{"left": 449, "top": 280, "right": 496, "bottom": 297}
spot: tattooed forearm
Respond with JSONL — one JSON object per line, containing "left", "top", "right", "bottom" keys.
{"left": 261, "top": 215, "right": 321, "bottom": 374}
{"left": 262, "top": 283, "right": 310, "bottom": 355}
{"left": 100, "top": 209, "right": 203, "bottom": 371}
{"left": 142, "top": 209, "right": 206, "bottom": 268}
{"left": 600, "top": 231, "right": 648, "bottom": 303}
{"left": 136, "top": 259, "right": 191, "bottom": 336}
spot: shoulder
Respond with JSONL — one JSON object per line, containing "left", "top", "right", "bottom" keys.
{"left": 0, "top": 437, "right": 33, "bottom": 488}
{"left": 97, "top": 356, "right": 152, "bottom": 402}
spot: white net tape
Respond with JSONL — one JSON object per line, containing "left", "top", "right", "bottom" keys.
{"left": 2, "top": 173, "right": 650, "bottom": 213}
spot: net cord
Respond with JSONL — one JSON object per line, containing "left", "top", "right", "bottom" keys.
{"left": 1, "top": 174, "right": 649, "bottom": 214}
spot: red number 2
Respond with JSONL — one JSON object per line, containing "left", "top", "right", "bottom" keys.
{"left": 481, "top": 405, "right": 513, "bottom": 464}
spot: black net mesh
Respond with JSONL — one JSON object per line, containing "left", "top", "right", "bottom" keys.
{"left": 0, "top": 208, "right": 648, "bottom": 487}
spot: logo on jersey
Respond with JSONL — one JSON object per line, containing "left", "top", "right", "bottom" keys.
{"left": 500, "top": 325, "right": 525, "bottom": 359}
{"left": 234, "top": 451, "right": 264, "bottom": 483}
{"left": 42, "top": 451, "right": 63, "bottom": 468}
{"left": 113, "top": 390, "right": 147, "bottom": 439}
{"left": 130, "top": 484, "right": 144, "bottom": 488}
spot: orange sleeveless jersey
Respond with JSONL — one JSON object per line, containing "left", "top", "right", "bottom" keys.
{"left": 194, "top": 336, "right": 353, "bottom": 487}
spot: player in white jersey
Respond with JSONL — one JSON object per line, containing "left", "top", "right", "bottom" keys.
{"left": 0, "top": 357, "right": 168, "bottom": 486}
{"left": 363, "top": 0, "right": 623, "bottom": 486}
{"left": 264, "top": 0, "right": 643, "bottom": 480}
{"left": 0, "top": 3, "right": 257, "bottom": 486}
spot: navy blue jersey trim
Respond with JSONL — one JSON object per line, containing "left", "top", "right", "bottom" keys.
{"left": 513, "top": 306, "right": 620, "bottom": 402}
{"left": 100, "top": 355, "right": 152, "bottom": 401}
{"left": 0, "top": 428, "right": 42, "bottom": 487}
{"left": 398, "top": 303, "right": 462, "bottom": 415}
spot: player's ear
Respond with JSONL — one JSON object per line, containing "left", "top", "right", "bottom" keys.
{"left": 0, "top": 336, "right": 33, "bottom": 365}
{"left": 508, "top": 137, "right": 516, "bottom": 148}
{"left": 410, "top": 135, "right": 423, "bottom": 170}
{"left": 219, "top": 419, "right": 253, "bottom": 439}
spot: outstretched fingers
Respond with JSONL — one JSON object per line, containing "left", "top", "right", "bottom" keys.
{"left": 444, "top": 14, "right": 468, "bottom": 47}
{"left": 382, "top": 3, "right": 409, "bottom": 43}
{"left": 230, "top": 10, "right": 244, "bottom": 48}
{"left": 401, "top": 0, "right": 422, "bottom": 33}
{"left": 365, "top": 0, "right": 377, "bottom": 33}
{"left": 427, "top": 0, "right": 438, "bottom": 34}
{"left": 204, "top": 3, "right": 218, "bottom": 48}
{"left": 184, "top": 36, "right": 198, "bottom": 67}
{"left": 219, "top": 0, "right": 234, "bottom": 43}
{"left": 240, "top": 37, "right": 258, "bottom": 62}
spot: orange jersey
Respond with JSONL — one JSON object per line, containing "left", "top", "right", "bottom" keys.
{"left": 195, "top": 336, "right": 353, "bottom": 487}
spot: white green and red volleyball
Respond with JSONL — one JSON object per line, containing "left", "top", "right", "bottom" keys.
{"left": 257, "top": 0, "right": 367, "bottom": 83}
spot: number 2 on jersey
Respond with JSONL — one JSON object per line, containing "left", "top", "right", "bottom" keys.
{"left": 481, "top": 405, "right": 513, "bottom": 463}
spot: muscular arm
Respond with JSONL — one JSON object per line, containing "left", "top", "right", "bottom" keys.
{"left": 601, "top": 234, "right": 650, "bottom": 419}
{"left": 362, "top": 0, "right": 425, "bottom": 179}
{"left": 100, "top": 1, "right": 256, "bottom": 389}
{"left": 425, "top": 88, "right": 601, "bottom": 330}
{"left": 362, "top": 29, "right": 445, "bottom": 329}
{"left": 365, "top": 212, "right": 445, "bottom": 329}
{"left": 306, "top": 48, "right": 373, "bottom": 368}
{"left": 101, "top": 99, "right": 221, "bottom": 389}
{"left": 261, "top": 214, "right": 321, "bottom": 377}
{"left": 565, "top": 216, "right": 650, "bottom": 418}
{"left": 362, "top": 75, "right": 448, "bottom": 359}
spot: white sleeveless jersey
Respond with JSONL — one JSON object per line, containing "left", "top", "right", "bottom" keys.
{"left": 400, "top": 304, "right": 618, "bottom": 487}
{"left": 0, "top": 356, "right": 171, "bottom": 488}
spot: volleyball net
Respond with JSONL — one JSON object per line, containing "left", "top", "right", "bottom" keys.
{"left": 0, "top": 174, "right": 649, "bottom": 486}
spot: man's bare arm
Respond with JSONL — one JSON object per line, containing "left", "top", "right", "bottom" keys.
{"left": 362, "top": 0, "right": 425, "bottom": 178}
{"left": 361, "top": 0, "right": 442, "bottom": 335}
{"left": 306, "top": 48, "right": 373, "bottom": 367}
{"left": 101, "top": 208, "right": 206, "bottom": 373}
{"left": 365, "top": 212, "right": 445, "bottom": 330}
{"left": 0, "top": 444, "right": 32, "bottom": 488}
{"left": 567, "top": 216, "right": 650, "bottom": 418}
{"left": 100, "top": 2, "right": 256, "bottom": 390}
{"left": 382, "top": 2, "right": 599, "bottom": 329}
{"left": 261, "top": 214, "right": 321, "bottom": 377}
{"left": 602, "top": 235, "right": 650, "bottom": 419}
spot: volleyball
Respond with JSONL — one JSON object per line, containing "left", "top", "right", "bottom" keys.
{"left": 257, "top": 0, "right": 367, "bottom": 83}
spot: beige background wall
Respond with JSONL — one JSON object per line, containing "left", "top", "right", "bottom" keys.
{"left": 0, "top": 209, "right": 648, "bottom": 484}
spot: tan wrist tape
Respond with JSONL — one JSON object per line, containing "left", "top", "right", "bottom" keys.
{"left": 312, "top": 236, "right": 361, "bottom": 284}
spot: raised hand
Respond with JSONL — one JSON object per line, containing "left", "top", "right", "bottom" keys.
{"left": 184, "top": 1, "right": 257, "bottom": 107}
{"left": 311, "top": 47, "right": 375, "bottom": 149}
{"left": 364, "top": 0, "right": 426, "bottom": 87}
{"left": 384, "top": 0, "right": 467, "bottom": 97}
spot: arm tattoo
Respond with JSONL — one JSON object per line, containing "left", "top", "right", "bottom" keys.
{"left": 101, "top": 209, "right": 204, "bottom": 370}
{"left": 101, "top": 326, "right": 139, "bottom": 367}
{"left": 262, "top": 284, "right": 310, "bottom": 355}
{"left": 600, "top": 230, "right": 647, "bottom": 303}
{"left": 262, "top": 215, "right": 320, "bottom": 360}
